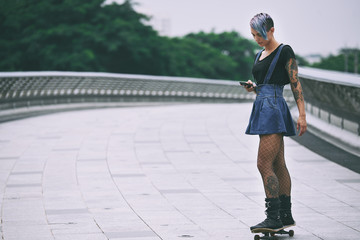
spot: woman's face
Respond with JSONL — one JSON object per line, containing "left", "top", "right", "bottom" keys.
{"left": 251, "top": 28, "right": 267, "bottom": 47}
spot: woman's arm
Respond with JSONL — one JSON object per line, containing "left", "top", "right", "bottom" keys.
{"left": 286, "top": 58, "right": 307, "bottom": 136}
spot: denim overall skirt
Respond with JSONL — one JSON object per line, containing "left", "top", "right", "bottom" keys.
{"left": 245, "top": 84, "right": 296, "bottom": 136}
{"left": 245, "top": 44, "right": 296, "bottom": 136}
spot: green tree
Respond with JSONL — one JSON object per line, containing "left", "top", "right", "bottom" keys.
{"left": 0, "top": 0, "right": 163, "bottom": 74}
{"left": 185, "top": 31, "right": 259, "bottom": 80}
{"left": 0, "top": 0, "right": 259, "bottom": 80}
{"left": 92, "top": 1, "right": 167, "bottom": 75}
{"left": 295, "top": 55, "right": 310, "bottom": 67}
{"left": 1, "top": 0, "right": 104, "bottom": 71}
{"left": 312, "top": 48, "right": 360, "bottom": 74}
{"left": 159, "top": 36, "right": 237, "bottom": 79}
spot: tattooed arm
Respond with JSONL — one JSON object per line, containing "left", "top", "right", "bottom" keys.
{"left": 286, "top": 58, "right": 307, "bottom": 136}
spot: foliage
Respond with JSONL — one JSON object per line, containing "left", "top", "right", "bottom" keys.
{"left": 295, "top": 55, "right": 310, "bottom": 67}
{"left": 0, "top": 0, "right": 260, "bottom": 80}
{"left": 0, "top": 0, "right": 160, "bottom": 73}
{"left": 185, "top": 31, "right": 259, "bottom": 80}
{"left": 159, "top": 36, "right": 238, "bottom": 79}
{"left": 311, "top": 48, "right": 360, "bottom": 74}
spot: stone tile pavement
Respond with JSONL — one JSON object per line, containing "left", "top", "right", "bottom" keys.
{"left": 0, "top": 103, "right": 359, "bottom": 240}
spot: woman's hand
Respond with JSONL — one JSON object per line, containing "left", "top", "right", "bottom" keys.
{"left": 244, "top": 80, "right": 256, "bottom": 93}
{"left": 297, "top": 115, "right": 307, "bottom": 136}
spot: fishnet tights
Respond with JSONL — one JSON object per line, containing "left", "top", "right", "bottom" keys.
{"left": 257, "top": 134, "right": 291, "bottom": 198}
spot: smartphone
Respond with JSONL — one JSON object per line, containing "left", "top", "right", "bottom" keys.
{"left": 239, "top": 81, "right": 254, "bottom": 88}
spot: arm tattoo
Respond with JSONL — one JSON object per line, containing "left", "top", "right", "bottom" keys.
{"left": 286, "top": 58, "right": 304, "bottom": 103}
{"left": 292, "top": 79, "right": 299, "bottom": 89}
{"left": 293, "top": 89, "right": 301, "bottom": 101}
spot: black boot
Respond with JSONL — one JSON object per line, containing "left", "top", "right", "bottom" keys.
{"left": 279, "top": 195, "right": 296, "bottom": 227}
{"left": 250, "top": 198, "right": 283, "bottom": 232}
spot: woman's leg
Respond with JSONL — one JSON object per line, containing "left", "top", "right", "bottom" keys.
{"left": 273, "top": 137, "right": 291, "bottom": 196}
{"left": 257, "top": 133, "right": 283, "bottom": 198}
{"left": 273, "top": 138, "right": 296, "bottom": 226}
{"left": 250, "top": 133, "right": 284, "bottom": 231}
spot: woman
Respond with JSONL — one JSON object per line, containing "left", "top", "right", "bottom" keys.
{"left": 243, "top": 13, "right": 307, "bottom": 231}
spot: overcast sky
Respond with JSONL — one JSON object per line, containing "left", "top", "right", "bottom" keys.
{"left": 106, "top": 0, "right": 360, "bottom": 57}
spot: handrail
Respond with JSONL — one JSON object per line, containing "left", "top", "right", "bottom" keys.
{"left": 297, "top": 67, "right": 360, "bottom": 156}
{"left": 0, "top": 69, "right": 359, "bottom": 155}
{"left": 299, "top": 67, "right": 360, "bottom": 87}
{"left": 0, "top": 72, "right": 259, "bottom": 107}
{"left": 0, "top": 71, "right": 271, "bottom": 122}
{"left": 297, "top": 67, "right": 360, "bottom": 125}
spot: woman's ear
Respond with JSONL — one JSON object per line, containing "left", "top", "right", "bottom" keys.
{"left": 266, "top": 27, "right": 275, "bottom": 39}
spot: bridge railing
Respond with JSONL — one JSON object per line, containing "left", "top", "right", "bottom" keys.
{"left": 0, "top": 71, "right": 268, "bottom": 122}
{"left": 0, "top": 72, "right": 255, "bottom": 106}
{"left": 0, "top": 68, "right": 359, "bottom": 155}
{"left": 297, "top": 67, "right": 360, "bottom": 156}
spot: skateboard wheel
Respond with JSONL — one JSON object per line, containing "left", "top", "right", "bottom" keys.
{"left": 270, "top": 232, "right": 275, "bottom": 236}
{"left": 289, "top": 230, "right": 294, "bottom": 237}
{"left": 254, "top": 235, "right": 260, "bottom": 240}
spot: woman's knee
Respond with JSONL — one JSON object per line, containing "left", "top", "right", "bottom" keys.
{"left": 273, "top": 160, "right": 286, "bottom": 170}
{"left": 257, "top": 158, "right": 271, "bottom": 175}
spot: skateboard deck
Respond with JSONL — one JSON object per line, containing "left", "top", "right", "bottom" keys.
{"left": 251, "top": 225, "right": 294, "bottom": 240}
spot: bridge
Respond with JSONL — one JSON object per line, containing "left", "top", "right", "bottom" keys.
{"left": 1, "top": 67, "right": 359, "bottom": 157}
{"left": 0, "top": 68, "right": 359, "bottom": 239}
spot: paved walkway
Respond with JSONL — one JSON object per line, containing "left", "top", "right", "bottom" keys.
{"left": 0, "top": 103, "right": 359, "bottom": 240}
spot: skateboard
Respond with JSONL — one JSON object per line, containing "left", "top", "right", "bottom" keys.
{"left": 251, "top": 226, "right": 294, "bottom": 240}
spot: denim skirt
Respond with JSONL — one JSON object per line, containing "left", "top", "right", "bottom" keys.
{"left": 245, "top": 84, "right": 296, "bottom": 136}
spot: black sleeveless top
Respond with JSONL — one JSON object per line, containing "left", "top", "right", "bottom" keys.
{"left": 252, "top": 44, "right": 296, "bottom": 85}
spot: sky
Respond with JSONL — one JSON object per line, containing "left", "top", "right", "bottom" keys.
{"left": 106, "top": 0, "right": 360, "bottom": 57}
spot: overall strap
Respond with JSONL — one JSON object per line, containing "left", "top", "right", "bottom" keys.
{"left": 263, "top": 44, "right": 285, "bottom": 84}
{"left": 254, "top": 49, "right": 263, "bottom": 64}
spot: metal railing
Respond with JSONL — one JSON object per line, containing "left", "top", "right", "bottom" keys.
{"left": 0, "top": 71, "right": 259, "bottom": 105}
{"left": 297, "top": 67, "right": 360, "bottom": 156}
{"left": 298, "top": 67, "right": 360, "bottom": 133}
{"left": 0, "top": 68, "right": 359, "bottom": 155}
{"left": 0, "top": 71, "right": 266, "bottom": 122}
